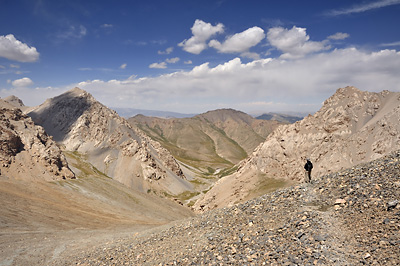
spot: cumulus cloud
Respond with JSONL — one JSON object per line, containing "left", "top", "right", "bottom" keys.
{"left": 149, "top": 57, "right": 180, "bottom": 69}
{"left": 158, "top": 47, "right": 174, "bottom": 55}
{"left": 267, "top": 26, "right": 330, "bottom": 59}
{"left": 178, "top": 19, "right": 224, "bottom": 54}
{"left": 4, "top": 46, "right": 400, "bottom": 114}
{"left": 166, "top": 57, "right": 180, "bottom": 64}
{"left": 184, "top": 60, "right": 193, "bottom": 64}
{"left": 61, "top": 48, "right": 400, "bottom": 114}
{"left": 0, "top": 34, "right": 40, "bottom": 62}
{"left": 149, "top": 62, "right": 167, "bottom": 69}
{"left": 12, "top": 77, "right": 34, "bottom": 87}
{"left": 326, "top": 0, "right": 400, "bottom": 16}
{"left": 209, "top": 26, "right": 265, "bottom": 53}
{"left": 328, "top": 32, "right": 350, "bottom": 40}
{"left": 120, "top": 63, "right": 127, "bottom": 69}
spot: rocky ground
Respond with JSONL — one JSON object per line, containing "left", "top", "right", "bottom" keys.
{"left": 59, "top": 150, "right": 400, "bottom": 265}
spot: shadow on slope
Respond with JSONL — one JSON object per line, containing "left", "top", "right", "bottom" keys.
{"left": 27, "top": 88, "right": 91, "bottom": 142}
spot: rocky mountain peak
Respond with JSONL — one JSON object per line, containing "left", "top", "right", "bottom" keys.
{"left": 3, "top": 95, "right": 25, "bottom": 108}
{"left": 0, "top": 104, "right": 75, "bottom": 180}
{"left": 28, "top": 88, "right": 190, "bottom": 196}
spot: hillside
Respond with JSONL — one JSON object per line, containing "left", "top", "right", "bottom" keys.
{"left": 0, "top": 149, "right": 193, "bottom": 266}
{"left": 129, "top": 109, "right": 282, "bottom": 175}
{"left": 0, "top": 99, "right": 74, "bottom": 181}
{"left": 195, "top": 87, "right": 400, "bottom": 211}
{"left": 0, "top": 93, "right": 194, "bottom": 265}
{"left": 27, "top": 87, "right": 193, "bottom": 197}
{"left": 61, "top": 151, "right": 400, "bottom": 265}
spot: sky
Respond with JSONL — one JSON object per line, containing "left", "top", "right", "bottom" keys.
{"left": 1, "top": 0, "right": 400, "bottom": 115}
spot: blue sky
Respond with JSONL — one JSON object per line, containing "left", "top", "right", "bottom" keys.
{"left": 1, "top": 0, "right": 400, "bottom": 114}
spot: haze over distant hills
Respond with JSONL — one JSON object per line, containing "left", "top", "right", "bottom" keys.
{"left": 113, "top": 107, "right": 196, "bottom": 119}
{"left": 256, "top": 112, "right": 304, "bottom": 124}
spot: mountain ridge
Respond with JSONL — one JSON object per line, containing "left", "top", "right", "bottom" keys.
{"left": 27, "top": 87, "right": 192, "bottom": 196}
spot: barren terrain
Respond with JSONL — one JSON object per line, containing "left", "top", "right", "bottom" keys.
{"left": 61, "top": 151, "right": 399, "bottom": 265}
{"left": 0, "top": 152, "right": 193, "bottom": 266}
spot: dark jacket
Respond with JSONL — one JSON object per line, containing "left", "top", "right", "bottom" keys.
{"left": 304, "top": 161, "right": 313, "bottom": 171}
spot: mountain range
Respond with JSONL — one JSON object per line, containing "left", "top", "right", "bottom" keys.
{"left": 129, "top": 109, "right": 282, "bottom": 175}
{"left": 1, "top": 86, "right": 400, "bottom": 264}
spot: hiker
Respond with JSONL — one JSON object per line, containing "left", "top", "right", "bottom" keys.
{"left": 304, "top": 159, "right": 313, "bottom": 183}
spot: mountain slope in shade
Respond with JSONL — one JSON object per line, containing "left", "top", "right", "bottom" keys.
{"left": 0, "top": 99, "right": 74, "bottom": 181}
{"left": 28, "top": 87, "right": 192, "bottom": 196}
{"left": 194, "top": 87, "right": 400, "bottom": 211}
{"left": 129, "top": 109, "right": 282, "bottom": 174}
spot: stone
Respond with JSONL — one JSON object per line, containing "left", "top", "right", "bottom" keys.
{"left": 387, "top": 200, "right": 398, "bottom": 211}
{"left": 334, "top": 199, "right": 346, "bottom": 205}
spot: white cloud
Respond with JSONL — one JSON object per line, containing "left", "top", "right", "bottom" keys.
{"left": 240, "top": 51, "right": 260, "bottom": 60}
{"left": 0, "top": 34, "right": 40, "bottom": 62}
{"left": 209, "top": 26, "right": 265, "bottom": 53}
{"left": 327, "top": 0, "right": 400, "bottom": 16}
{"left": 4, "top": 48, "right": 400, "bottom": 114}
{"left": 63, "top": 48, "right": 400, "bottom": 114}
{"left": 267, "top": 26, "right": 330, "bottom": 59}
{"left": 149, "top": 62, "right": 167, "bottom": 69}
{"left": 149, "top": 58, "right": 180, "bottom": 69}
{"left": 101, "top": 24, "right": 113, "bottom": 28}
{"left": 178, "top": 19, "right": 224, "bottom": 54}
{"left": 57, "top": 25, "right": 87, "bottom": 40}
{"left": 380, "top": 41, "right": 400, "bottom": 47}
{"left": 166, "top": 57, "right": 180, "bottom": 64}
{"left": 12, "top": 77, "right": 34, "bottom": 87}
{"left": 184, "top": 60, "right": 193, "bottom": 64}
{"left": 328, "top": 32, "right": 350, "bottom": 40}
{"left": 158, "top": 47, "right": 174, "bottom": 55}
{"left": 120, "top": 63, "right": 127, "bottom": 69}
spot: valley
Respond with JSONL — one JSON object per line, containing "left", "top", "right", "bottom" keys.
{"left": 1, "top": 86, "right": 399, "bottom": 265}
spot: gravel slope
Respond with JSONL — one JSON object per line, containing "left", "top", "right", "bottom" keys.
{"left": 63, "top": 151, "right": 400, "bottom": 265}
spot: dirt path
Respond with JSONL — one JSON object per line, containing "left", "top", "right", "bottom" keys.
{"left": 0, "top": 225, "right": 155, "bottom": 266}
{"left": 300, "top": 183, "right": 357, "bottom": 265}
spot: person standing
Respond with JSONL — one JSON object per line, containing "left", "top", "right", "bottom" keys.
{"left": 304, "top": 159, "right": 313, "bottom": 183}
